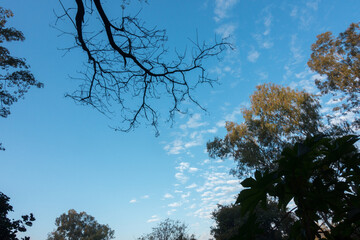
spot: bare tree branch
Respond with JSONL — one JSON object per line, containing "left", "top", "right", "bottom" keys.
{"left": 56, "top": 0, "right": 230, "bottom": 135}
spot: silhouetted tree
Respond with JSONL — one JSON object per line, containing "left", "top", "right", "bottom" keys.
{"left": 137, "top": 218, "right": 196, "bottom": 240}
{"left": 0, "top": 191, "right": 35, "bottom": 240}
{"left": 211, "top": 202, "right": 294, "bottom": 240}
{"left": 207, "top": 83, "right": 321, "bottom": 177}
{"left": 56, "top": 0, "right": 229, "bottom": 135}
{"left": 0, "top": 7, "right": 43, "bottom": 150}
{"left": 308, "top": 22, "right": 360, "bottom": 128}
{"left": 235, "top": 135, "right": 360, "bottom": 239}
{"left": 47, "top": 209, "right": 114, "bottom": 240}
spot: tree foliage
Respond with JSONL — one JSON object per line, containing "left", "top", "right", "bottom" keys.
{"left": 137, "top": 218, "right": 196, "bottom": 240}
{"left": 207, "top": 83, "right": 321, "bottom": 177}
{"left": 235, "top": 134, "right": 360, "bottom": 239}
{"left": 211, "top": 202, "right": 294, "bottom": 240}
{"left": 0, "top": 191, "right": 35, "bottom": 240}
{"left": 0, "top": 7, "right": 43, "bottom": 150}
{"left": 47, "top": 209, "right": 114, "bottom": 240}
{"left": 56, "top": 0, "right": 229, "bottom": 135}
{"left": 308, "top": 22, "right": 360, "bottom": 127}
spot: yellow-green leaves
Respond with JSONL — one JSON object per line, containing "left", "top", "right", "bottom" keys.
{"left": 308, "top": 22, "right": 360, "bottom": 127}
{"left": 208, "top": 83, "right": 321, "bottom": 177}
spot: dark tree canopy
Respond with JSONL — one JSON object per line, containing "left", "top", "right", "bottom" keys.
{"left": 211, "top": 202, "right": 294, "bottom": 240}
{"left": 0, "top": 7, "right": 43, "bottom": 150}
{"left": 236, "top": 135, "right": 360, "bottom": 239}
{"left": 56, "top": 0, "right": 229, "bottom": 135}
{"left": 0, "top": 191, "right": 35, "bottom": 240}
{"left": 137, "top": 218, "right": 196, "bottom": 240}
{"left": 207, "top": 83, "right": 321, "bottom": 177}
{"left": 47, "top": 209, "right": 115, "bottom": 240}
{"left": 308, "top": 22, "right": 360, "bottom": 127}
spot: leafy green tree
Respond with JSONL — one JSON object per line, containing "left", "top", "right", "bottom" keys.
{"left": 137, "top": 218, "right": 196, "bottom": 240}
{"left": 0, "top": 191, "right": 35, "bottom": 240}
{"left": 0, "top": 7, "right": 43, "bottom": 150}
{"left": 47, "top": 209, "right": 114, "bottom": 240}
{"left": 207, "top": 83, "right": 321, "bottom": 177}
{"left": 308, "top": 22, "right": 360, "bottom": 128}
{"left": 211, "top": 202, "right": 294, "bottom": 240}
{"left": 235, "top": 135, "right": 360, "bottom": 239}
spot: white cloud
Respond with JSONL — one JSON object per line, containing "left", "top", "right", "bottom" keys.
{"left": 306, "top": 0, "right": 320, "bottom": 11}
{"left": 202, "top": 159, "right": 210, "bottom": 165}
{"left": 216, "top": 120, "right": 226, "bottom": 127}
{"left": 290, "top": 34, "right": 303, "bottom": 65}
{"left": 207, "top": 127, "right": 218, "bottom": 133}
{"left": 290, "top": 6, "right": 298, "bottom": 17}
{"left": 129, "top": 199, "right": 137, "bottom": 203}
{"left": 264, "top": 14, "right": 272, "bottom": 27}
{"left": 184, "top": 140, "right": 202, "bottom": 148}
{"left": 262, "top": 41, "right": 274, "bottom": 49}
{"left": 164, "top": 193, "right": 174, "bottom": 199}
{"left": 226, "top": 179, "right": 240, "bottom": 185}
{"left": 214, "top": 0, "right": 238, "bottom": 22}
{"left": 181, "top": 192, "right": 191, "bottom": 199}
{"left": 247, "top": 49, "right": 260, "bottom": 63}
{"left": 189, "top": 167, "right": 199, "bottom": 173}
{"left": 189, "top": 204, "right": 197, "bottom": 209}
{"left": 180, "top": 113, "right": 208, "bottom": 129}
{"left": 168, "top": 202, "right": 183, "bottom": 207}
{"left": 141, "top": 195, "right": 149, "bottom": 199}
{"left": 257, "top": 71, "right": 269, "bottom": 80}
{"left": 215, "top": 23, "right": 237, "bottom": 38}
{"left": 167, "top": 209, "right": 177, "bottom": 215}
{"left": 176, "top": 162, "right": 190, "bottom": 172}
{"left": 186, "top": 183, "right": 198, "bottom": 189}
{"left": 147, "top": 215, "right": 160, "bottom": 223}
{"left": 164, "top": 139, "right": 185, "bottom": 155}
{"left": 175, "top": 172, "right": 189, "bottom": 183}
{"left": 191, "top": 169, "right": 243, "bottom": 220}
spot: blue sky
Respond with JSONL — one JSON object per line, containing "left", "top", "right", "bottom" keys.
{"left": 1, "top": 0, "right": 359, "bottom": 239}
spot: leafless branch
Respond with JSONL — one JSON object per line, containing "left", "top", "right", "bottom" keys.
{"left": 57, "top": 0, "right": 230, "bottom": 135}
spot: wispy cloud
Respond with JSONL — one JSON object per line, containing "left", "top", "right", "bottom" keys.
{"left": 129, "top": 199, "right": 137, "bottom": 203}
{"left": 164, "top": 193, "right": 174, "bottom": 199}
{"left": 167, "top": 209, "right": 177, "bottom": 215}
{"left": 180, "top": 113, "right": 208, "bottom": 129}
{"left": 141, "top": 195, "right": 149, "bottom": 199}
{"left": 175, "top": 172, "right": 189, "bottom": 183}
{"left": 213, "top": 0, "right": 238, "bottom": 22}
{"left": 247, "top": 49, "right": 260, "bottom": 63}
{"left": 290, "top": 34, "right": 303, "bottom": 65}
{"left": 306, "top": 0, "right": 320, "bottom": 11}
{"left": 215, "top": 23, "right": 237, "bottom": 38}
{"left": 147, "top": 215, "right": 160, "bottom": 223}
{"left": 253, "top": 7, "right": 274, "bottom": 49}
{"left": 168, "top": 201, "right": 183, "bottom": 208}
{"left": 289, "top": 1, "right": 320, "bottom": 29}
{"left": 186, "top": 183, "right": 198, "bottom": 189}
{"left": 191, "top": 168, "right": 242, "bottom": 219}
{"left": 164, "top": 139, "right": 185, "bottom": 155}
{"left": 176, "top": 162, "right": 190, "bottom": 172}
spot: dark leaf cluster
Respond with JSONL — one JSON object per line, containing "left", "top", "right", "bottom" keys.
{"left": 0, "top": 191, "right": 35, "bottom": 240}
{"left": 235, "top": 135, "right": 360, "bottom": 239}
{"left": 0, "top": 7, "right": 43, "bottom": 150}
